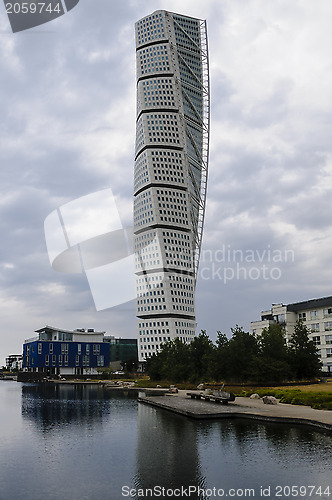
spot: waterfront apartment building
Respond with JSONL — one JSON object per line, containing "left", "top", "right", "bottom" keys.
{"left": 23, "top": 326, "right": 110, "bottom": 377}
{"left": 134, "top": 10, "right": 210, "bottom": 362}
{"left": 251, "top": 296, "right": 332, "bottom": 373}
{"left": 5, "top": 354, "right": 23, "bottom": 371}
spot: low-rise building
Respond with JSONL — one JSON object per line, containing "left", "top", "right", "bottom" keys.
{"left": 251, "top": 296, "right": 332, "bottom": 374}
{"left": 5, "top": 354, "right": 23, "bottom": 371}
{"left": 23, "top": 326, "right": 110, "bottom": 377}
{"left": 103, "top": 336, "right": 138, "bottom": 371}
{"left": 104, "top": 337, "right": 138, "bottom": 364}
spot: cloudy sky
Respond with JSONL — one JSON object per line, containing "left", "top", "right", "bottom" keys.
{"left": 1, "top": 0, "right": 332, "bottom": 365}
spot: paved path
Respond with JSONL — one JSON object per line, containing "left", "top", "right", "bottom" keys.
{"left": 138, "top": 390, "right": 332, "bottom": 432}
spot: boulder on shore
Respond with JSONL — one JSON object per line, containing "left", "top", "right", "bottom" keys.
{"left": 262, "top": 395, "right": 278, "bottom": 405}
{"left": 250, "top": 393, "right": 261, "bottom": 399}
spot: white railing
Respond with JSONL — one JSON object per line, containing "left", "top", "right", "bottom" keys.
{"left": 24, "top": 336, "right": 38, "bottom": 344}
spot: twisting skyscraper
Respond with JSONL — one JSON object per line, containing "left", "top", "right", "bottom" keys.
{"left": 134, "top": 10, "right": 210, "bottom": 362}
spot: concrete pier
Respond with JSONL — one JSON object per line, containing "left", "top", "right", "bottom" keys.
{"left": 138, "top": 390, "right": 332, "bottom": 432}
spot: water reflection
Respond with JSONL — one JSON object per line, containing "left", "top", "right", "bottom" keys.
{"left": 134, "top": 404, "right": 332, "bottom": 500}
{"left": 196, "top": 419, "right": 332, "bottom": 496}
{"left": 134, "top": 402, "right": 207, "bottom": 499}
{"left": 15, "top": 383, "right": 139, "bottom": 500}
{"left": 213, "top": 418, "right": 332, "bottom": 467}
{"left": 21, "top": 383, "right": 137, "bottom": 432}
{"left": 0, "top": 382, "right": 329, "bottom": 500}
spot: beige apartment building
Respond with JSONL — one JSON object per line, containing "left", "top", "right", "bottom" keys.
{"left": 251, "top": 296, "right": 332, "bottom": 374}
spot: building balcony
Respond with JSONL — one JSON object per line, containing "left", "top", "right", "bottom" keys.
{"left": 24, "top": 336, "right": 38, "bottom": 344}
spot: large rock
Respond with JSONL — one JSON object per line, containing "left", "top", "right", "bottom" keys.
{"left": 250, "top": 393, "right": 261, "bottom": 399}
{"left": 169, "top": 385, "right": 178, "bottom": 393}
{"left": 262, "top": 395, "right": 278, "bottom": 405}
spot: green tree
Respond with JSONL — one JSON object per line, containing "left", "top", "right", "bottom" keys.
{"left": 146, "top": 338, "right": 192, "bottom": 382}
{"left": 189, "top": 330, "right": 215, "bottom": 382}
{"left": 254, "top": 323, "right": 292, "bottom": 383}
{"left": 145, "top": 350, "right": 163, "bottom": 381}
{"left": 124, "top": 356, "right": 139, "bottom": 373}
{"left": 288, "top": 321, "right": 322, "bottom": 379}
{"left": 225, "top": 326, "right": 259, "bottom": 382}
{"left": 216, "top": 331, "right": 228, "bottom": 348}
{"left": 259, "top": 323, "right": 289, "bottom": 360}
{"left": 210, "top": 331, "right": 230, "bottom": 381}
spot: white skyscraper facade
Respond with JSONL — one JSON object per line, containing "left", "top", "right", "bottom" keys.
{"left": 134, "top": 10, "right": 210, "bottom": 362}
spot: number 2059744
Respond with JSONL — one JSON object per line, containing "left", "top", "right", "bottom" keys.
{"left": 275, "top": 485, "right": 331, "bottom": 497}
{"left": 6, "top": 3, "right": 62, "bottom": 14}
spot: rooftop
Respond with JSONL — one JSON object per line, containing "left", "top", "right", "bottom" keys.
{"left": 35, "top": 325, "right": 105, "bottom": 335}
{"left": 287, "top": 296, "right": 332, "bottom": 312}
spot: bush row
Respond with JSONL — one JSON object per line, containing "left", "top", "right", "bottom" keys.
{"left": 239, "top": 388, "right": 332, "bottom": 410}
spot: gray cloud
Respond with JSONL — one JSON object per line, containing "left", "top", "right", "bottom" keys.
{"left": 1, "top": 0, "right": 332, "bottom": 363}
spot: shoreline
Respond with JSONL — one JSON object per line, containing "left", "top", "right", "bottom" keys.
{"left": 8, "top": 379, "right": 332, "bottom": 431}
{"left": 138, "top": 390, "right": 332, "bottom": 432}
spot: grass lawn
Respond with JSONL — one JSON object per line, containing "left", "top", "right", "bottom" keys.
{"left": 273, "top": 381, "right": 332, "bottom": 393}
{"left": 229, "top": 381, "right": 332, "bottom": 410}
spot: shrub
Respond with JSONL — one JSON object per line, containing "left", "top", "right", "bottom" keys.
{"left": 244, "top": 388, "right": 332, "bottom": 410}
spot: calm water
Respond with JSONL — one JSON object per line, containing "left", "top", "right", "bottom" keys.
{"left": 0, "top": 382, "right": 331, "bottom": 500}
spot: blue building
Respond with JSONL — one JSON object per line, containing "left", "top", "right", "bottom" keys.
{"left": 23, "top": 326, "right": 110, "bottom": 377}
